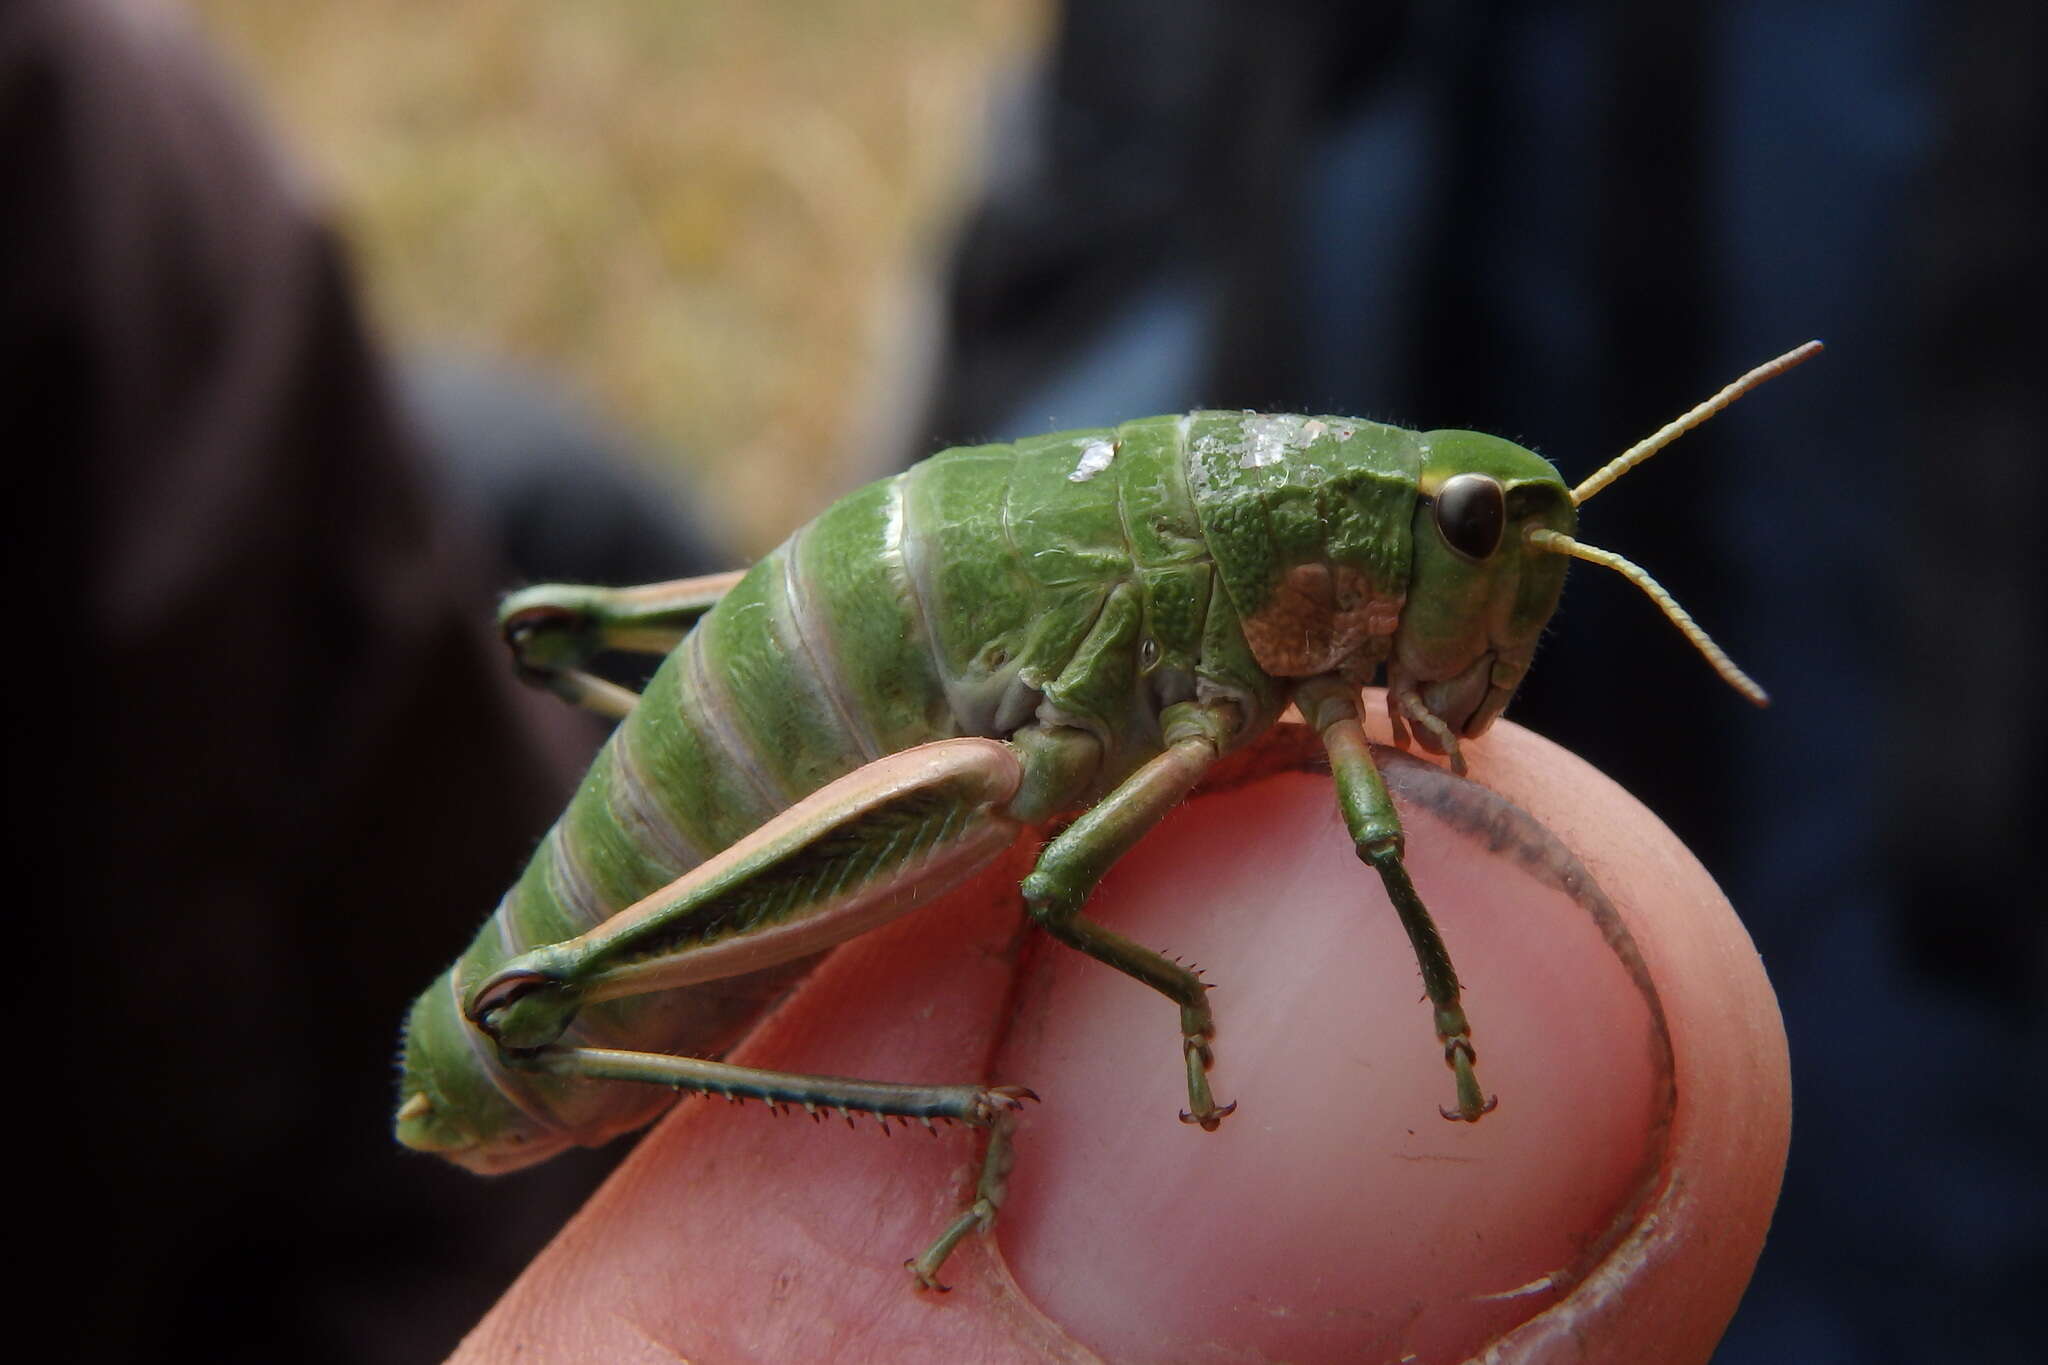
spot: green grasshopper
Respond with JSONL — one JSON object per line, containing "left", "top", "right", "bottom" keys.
{"left": 396, "top": 342, "right": 1819, "bottom": 1288}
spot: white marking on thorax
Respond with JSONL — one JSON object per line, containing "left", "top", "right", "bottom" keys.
{"left": 1068, "top": 438, "right": 1119, "bottom": 482}
{"left": 1238, "top": 412, "right": 1321, "bottom": 469}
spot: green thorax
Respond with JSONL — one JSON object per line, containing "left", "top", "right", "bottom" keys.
{"left": 1182, "top": 412, "right": 1426, "bottom": 681}
{"left": 896, "top": 416, "right": 1284, "bottom": 775}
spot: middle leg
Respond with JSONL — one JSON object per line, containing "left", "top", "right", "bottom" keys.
{"left": 1019, "top": 701, "right": 1242, "bottom": 1129}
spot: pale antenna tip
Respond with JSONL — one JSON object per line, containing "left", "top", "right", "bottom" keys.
{"left": 1572, "top": 340, "right": 1828, "bottom": 506}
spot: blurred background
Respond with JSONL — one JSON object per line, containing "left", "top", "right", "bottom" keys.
{"left": 190, "top": 0, "right": 1040, "bottom": 554}
{"left": 18, "top": 0, "right": 2040, "bottom": 1361}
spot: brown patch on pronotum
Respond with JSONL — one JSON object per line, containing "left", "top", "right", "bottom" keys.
{"left": 1241, "top": 562, "right": 1400, "bottom": 675}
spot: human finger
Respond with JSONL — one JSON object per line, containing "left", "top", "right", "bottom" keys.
{"left": 451, "top": 717, "right": 1788, "bottom": 1363}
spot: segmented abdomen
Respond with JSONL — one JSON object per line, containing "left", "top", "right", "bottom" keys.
{"left": 443, "top": 415, "right": 1278, "bottom": 1143}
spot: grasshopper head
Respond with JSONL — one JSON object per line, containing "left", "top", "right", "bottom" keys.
{"left": 395, "top": 969, "right": 572, "bottom": 1174}
{"left": 1389, "top": 432, "right": 1575, "bottom": 747}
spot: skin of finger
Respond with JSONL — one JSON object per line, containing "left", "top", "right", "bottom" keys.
{"left": 449, "top": 718, "right": 1788, "bottom": 1363}
{"left": 993, "top": 715, "right": 1792, "bottom": 1362}
{"left": 1444, "top": 720, "right": 1792, "bottom": 1365}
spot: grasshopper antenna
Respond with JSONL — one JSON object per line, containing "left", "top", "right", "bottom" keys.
{"left": 1570, "top": 340, "right": 1823, "bottom": 505}
{"left": 1526, "top": 529, "right": 1770, "bottom": 704}
{"left": 1528, "top": 340, "right": 1824, "bottom": 707}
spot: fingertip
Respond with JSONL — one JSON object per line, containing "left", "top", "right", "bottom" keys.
{"left": 995, "top": 718, "right": 1788, "bottom": 1363}
{"left": 1464, "top": 722, "right": 1794, "bottom": 1362}
{"left": 456, "top": 720, "right": 1788, "bottom": 1365}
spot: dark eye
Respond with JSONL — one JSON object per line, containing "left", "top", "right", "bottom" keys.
{"left": 1434, "top": 473, "right": 1505, "bottom": 560}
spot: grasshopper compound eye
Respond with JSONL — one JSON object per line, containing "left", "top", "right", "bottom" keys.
{"left": 1433, "top": 473, "right": 1507, "bottom": 561}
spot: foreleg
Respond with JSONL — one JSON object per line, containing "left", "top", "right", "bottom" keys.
{"left": 1297, "top": 677, "right": 1495, "bottom": 1122}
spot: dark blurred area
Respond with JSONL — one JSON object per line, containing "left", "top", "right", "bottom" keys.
{"left": 11, "top": 0, "right": 2040, "bottom": 1362}
{"left": 913, "top": 2, "right": 2044, "bottom": 1362}
{"left": 7, "top": 1, "right": 719, "bottom": 1361}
